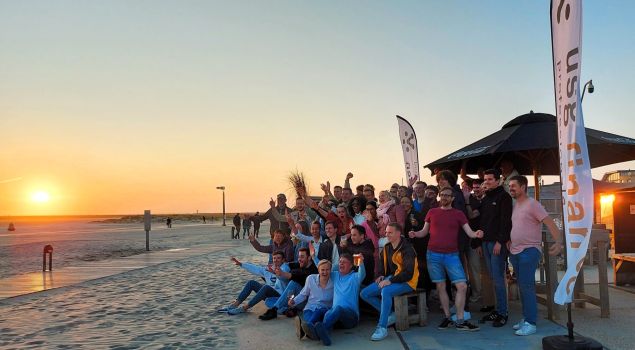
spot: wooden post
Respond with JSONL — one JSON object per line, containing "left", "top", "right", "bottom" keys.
{"left": 597, "top": 240, "right": 610, "bottom": 318}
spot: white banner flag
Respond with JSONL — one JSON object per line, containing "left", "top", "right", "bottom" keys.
{"left": 551, "top": 0, "right": 594, "bottom": 305}
{"left": 396, "top": 115, "right": 420, "bottom": 182}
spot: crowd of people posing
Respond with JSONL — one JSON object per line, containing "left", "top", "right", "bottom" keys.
{"left": 220, "top": 165, "right": 563, "bottom": 345}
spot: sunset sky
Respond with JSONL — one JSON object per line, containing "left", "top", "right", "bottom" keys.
{"left": 1, "top": 1, "right": 634, "bottom": 216}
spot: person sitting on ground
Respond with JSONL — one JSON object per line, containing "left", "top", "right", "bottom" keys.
{"left": 361, "top": 223, "right": 418, "bottom": 341}
{"left": 409, "top": 187, "right": 484, "bottom": 331}
{"left": 290, "top": 259, "right": 335, "bottom": 340}
{"left": 259, "top": 248, "right": 318, "bottom": 320}
{"left": 340, "top": 225, "right": 375, "bottom": 286}
{"left": 313, "top": 253, "right": 366, "bottom": 346}
{"left": 222, "top": 251, "right": 290, "bottom": 315}
{"left": 249, "top": 229, "right": 295, "bottom": 263}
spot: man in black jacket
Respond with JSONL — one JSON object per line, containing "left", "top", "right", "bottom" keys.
{"left": 317, "top": 221, "right": 342, "bottom": 263}
{"left": 340, "top": 225, "right": 375, "bottom": 285}
{"left": 259, "top": 248, "right": 318, "bottom": 320}
{"left": 478, "top": 169, "right": 513, "bottom": 327}
{"left": 251, "top": 194, "right": 293, "bottom": 237}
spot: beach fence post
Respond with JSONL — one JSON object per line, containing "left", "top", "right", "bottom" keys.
{"left": 144, "top": 210, "right": 151, "bottom": 251}
{"left": 42, "top": 245, "right": 53, "bottom": 271}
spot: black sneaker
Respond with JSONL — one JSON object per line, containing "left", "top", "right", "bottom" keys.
{"left": 438, "top": 318, "right": 455, "bottom": 330}
{"left": 493, "top": 314, "right": 508, "bottom": 327}
{"left": 456, "top": 321, "right": 480, "bottom": 332}
{"left": 258, "top": 307, "right": 278, "bottom": 321}
{"left": 479, "top": 310, "right": 499, "bottom": 323}
{"left": 479, "top": 305, "right": 494, "bottom": 313}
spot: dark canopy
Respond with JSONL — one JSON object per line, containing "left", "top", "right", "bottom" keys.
{"left": 425, "top": 112, "right": 635, "bottom": 176}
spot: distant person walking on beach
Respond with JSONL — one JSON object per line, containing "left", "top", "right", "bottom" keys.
{"left": 166, "top": 217, "right": 172, "bottom": 228}
{"left": 251, "top": 212, "right": 261, "bottom": 238}
{"left": 233, "top": 213, "right": 241, "bottom": 239}
{"left": 242, "top": 216, "right": 251, "bottom": 239}
{"left": 202, "top": 216, "right": 206, "bottom": 224}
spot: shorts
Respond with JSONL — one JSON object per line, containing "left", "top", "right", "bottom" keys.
{"left": 426, "top": 251, "right": 467, "bottom": 284}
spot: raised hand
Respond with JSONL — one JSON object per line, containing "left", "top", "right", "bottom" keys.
{"left": 269, "top": 197, "right": 276, "bottom": 208}
{"left": 321, "top": 183, "right": 328, "bottom": 193}
{"left": 230, "top": 257, "right": 241, "bottom": 266}
{"left": 346, "top": 172, "right": 354, "bottom": 179}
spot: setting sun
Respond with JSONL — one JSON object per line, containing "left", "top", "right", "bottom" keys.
{"left": 31, "top": 191, "right": 50, "bottom": 203}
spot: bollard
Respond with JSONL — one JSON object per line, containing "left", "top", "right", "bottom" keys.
{"left": 231, "top": 226, "right": 235, "bottom": 239}
{"left": 43, "top": 245, "right": 53, "bottom": 271}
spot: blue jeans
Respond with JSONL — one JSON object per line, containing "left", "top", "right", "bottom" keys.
{"left": 482, "top": 241, "right": 509, "bottom": 315}
{"left": 236, "top": 280, "right": 280, "bottom": 308}
{"left": 302, "top": 307, "right": 329, "bottom": 339}
{"left": 509, "top": 247, "right": 541, "bottom": 325}
{"left": 322, "top": 306, "right": 358, "bottom": 332}
{"left": 360, "top": 277, "right": 413, "bottom": 328}
{"left": 272, "top": 280, "right": 303, "bottom": 313}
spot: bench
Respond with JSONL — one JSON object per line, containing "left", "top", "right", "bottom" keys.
{"left": 393, "top": 289, "right": 427, "bottom": 331}
{"left": 613, "top": 253, "right": 635, "bottom": 286}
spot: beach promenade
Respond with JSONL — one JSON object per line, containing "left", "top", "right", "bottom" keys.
{"left": 1, "top": 224, "right": 633, "bottom": 349}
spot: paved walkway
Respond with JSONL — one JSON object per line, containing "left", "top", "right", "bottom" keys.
{"left": 0, "top": 242, "right": 240, "bottom": 299}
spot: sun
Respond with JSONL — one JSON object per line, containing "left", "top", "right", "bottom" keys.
{"left": 31, "top": 191, "right": 50, "bottom": 203}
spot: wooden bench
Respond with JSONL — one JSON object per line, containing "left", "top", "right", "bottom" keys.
{"left": 393, "top": 289, "right": 427, "bottom": 331}
{"left": 612, "top": 253, "right": 635, "bottom": 286}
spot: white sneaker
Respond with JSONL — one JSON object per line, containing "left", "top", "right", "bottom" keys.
{"left": 371, "top": 326, "right": 388, "bottom": 341}
{"left": 387, "top": 312, "right": 396, "bottom": 327}
{"left": 515, "top": 321, "right": 537, "bottom": 336}
{"left": 512, "top": 318, "right": 525, "bottom": 330}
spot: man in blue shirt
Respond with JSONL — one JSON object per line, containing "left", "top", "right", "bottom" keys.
{"left": 313, "top": 253, "right": 365, "bottom": 346}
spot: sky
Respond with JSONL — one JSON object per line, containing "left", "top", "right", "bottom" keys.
{"left": 1, "top": 1, "right": 634, "bottom": 216}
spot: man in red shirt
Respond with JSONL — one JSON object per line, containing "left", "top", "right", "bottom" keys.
{"left": 410, "top": 187, "right": 483, "bottom": 331}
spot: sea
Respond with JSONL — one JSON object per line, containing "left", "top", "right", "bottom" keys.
{"left": 0, "top": 216, "right": 230, "bottom": 279}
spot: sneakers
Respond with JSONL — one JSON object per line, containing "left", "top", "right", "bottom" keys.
{"left": 512, "top": 318, "right": 525, "bottom": 330}
{"left": 438, "top": 318, "right": 455, "bottom": 330}
{"left": 227, "top": 306, "right": 246, "bottom": 315}
{"left": 480, "top": 310, "right": 499, "bottom": 323}
{"left": 294, "top": 316, "right": 305, "bottom": 339}
{"left": 514, "top": 321, "right": 537, "bottom": 336}
{"left": 217, "top": 305, "right": 235, "bottom": 313}
{"left": 479, "top": 305, "right": 494, "bottom": 313}
{"left": 314, "top": 322, "right": 331, "bottom": 346}
{"left": 259, "top": 307, "right": 277, "bottom": 320}
{"left": 386, "top": 312, "right": 396, "bottom": 327}
{"left": 371, "top": 326, "right": 388, "bottom": 341}
{"left": 492, "top": 314, "right": 508, "bottom": 327}
{"left": 456, "top": 321, "right": 480, "bottom": 332}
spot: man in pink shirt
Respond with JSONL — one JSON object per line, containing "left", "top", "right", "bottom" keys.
{"left": 508, "top": 176, "right": 562, "bottom": 336}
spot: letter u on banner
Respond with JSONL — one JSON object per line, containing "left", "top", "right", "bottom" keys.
{"left": 551, "top": 0, "right": 594, "bottom": 305}
{"left": 396, "top": 115, "right": 420, "bottom": 181}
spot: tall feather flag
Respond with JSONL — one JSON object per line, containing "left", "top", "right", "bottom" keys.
{"left": 551, "top": 0, "right": 594, "bottom": 305}
{"left": 396, "top": 115, "right": 420, "bottom": 182}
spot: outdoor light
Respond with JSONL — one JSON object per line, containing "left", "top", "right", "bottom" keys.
{"left": 600, "top": 194, "right": 615, "bottom": 204}
{"left": 581, "top": 79, "right": 594, "bottom": 101}
{"left": 216, "top": 186, "right": 226, "bottom": 226}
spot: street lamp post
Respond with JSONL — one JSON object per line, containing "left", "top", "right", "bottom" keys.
{"left": 216, "top": 186, "right": 226, "bottom": 226}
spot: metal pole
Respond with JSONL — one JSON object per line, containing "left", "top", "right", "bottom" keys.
{"left": 222, "top": 190, "right": 226, "bottom": 226}
{"left": 146, "top": 230, "right": 150, "bottom": 251}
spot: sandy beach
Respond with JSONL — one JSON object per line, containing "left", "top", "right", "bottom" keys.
{"left": 0, "top": 223, "right": 269, "bottom": 349}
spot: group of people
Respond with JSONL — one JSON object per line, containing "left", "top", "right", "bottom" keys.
{"left": 232, "top": 212, "right": 261, "bottom": 239}
{"left": 220, "top": 165, "right": 563, "bottom": 345}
